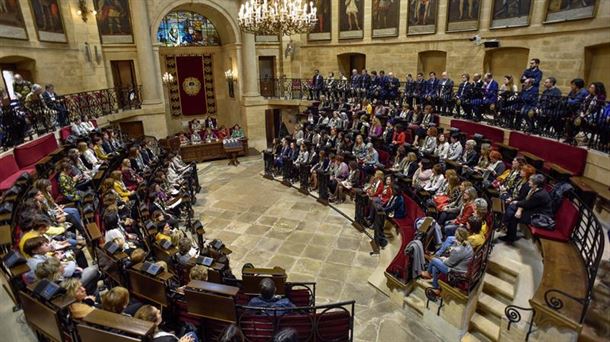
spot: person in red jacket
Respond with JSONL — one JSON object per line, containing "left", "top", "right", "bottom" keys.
{"left": 392, "top": 124, "right": 407, "bottom": 148}
{"left": 443, "top": 186, "right": 477, "bottom": 237}
{"left": 365, "top": 175, "right": 394, "bottom": 226}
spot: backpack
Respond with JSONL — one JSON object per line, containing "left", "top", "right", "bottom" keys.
{"left": 550, "top": 181, "right": 574, "bottom": 213}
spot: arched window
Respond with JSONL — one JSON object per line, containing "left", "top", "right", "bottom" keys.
{"left": 157, "top": 11, "right": 221, "bottom": 47}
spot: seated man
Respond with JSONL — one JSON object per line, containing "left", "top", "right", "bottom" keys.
{"left": 247, "top": 278, "right": 295, "bottom": 315}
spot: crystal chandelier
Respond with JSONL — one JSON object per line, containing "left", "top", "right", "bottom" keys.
{"left": 238, "top": 0, "right": 318, "bottom": 35}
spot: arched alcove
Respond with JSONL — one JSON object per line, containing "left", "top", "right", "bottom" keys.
{"left": 151, "top": 0, "right": 239, "bottom": 46}
{"left": 0, "top": 56, "right": 37, "bottom": 100}
{"left": 417, "top": 51, "right": 446, "bottom": 76}
{"left": 483, "top": 47, "right": 529, "bottom": 81}
{"left": 337, "top": 53, "right": 366, "bottom": 76}
{"left": 585, "top": 43, "right": 610, "bottom": 86}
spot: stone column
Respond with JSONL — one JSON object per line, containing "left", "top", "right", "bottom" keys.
{"left": 130, "top": 0, "right": 161, "bottom": 104}
{"left": 240, "top": 32, "right": 260, "bottom": 97}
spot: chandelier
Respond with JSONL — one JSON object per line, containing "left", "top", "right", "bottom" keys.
{"left": 238, "top": 0, "right": 318, "bottom": 35}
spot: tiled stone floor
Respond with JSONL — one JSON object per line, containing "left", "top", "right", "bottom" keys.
{"left": 0, "top": 155, "right": 442, "bottom": 342}
{"left": 196, "top": 156, "right": 443, "bottom": 341}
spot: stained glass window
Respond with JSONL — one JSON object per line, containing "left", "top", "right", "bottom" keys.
{"left": 157, "top": 11, "right": 221, "bottom": 47}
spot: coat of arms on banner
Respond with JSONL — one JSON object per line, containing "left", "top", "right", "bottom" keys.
{"left": 182, "top": 77, "right": 202, "bottom": 96}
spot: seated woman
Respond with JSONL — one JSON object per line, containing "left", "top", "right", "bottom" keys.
{"left": 176, "top": 237, "right": 199, "bottom": 265}
{"left": 435, "top": 216, "right": 486, "bottom": 257}
{"left": 389, "top": 146, "right": 408, "bottom": 172}
{"left": 423, "top": 164, "right": 446, "bottom": 194}
{"left": 61, "top": 278, "right": 97, "bottom": 319}
{"left": 443, "top": 186, "right": 478, "bottom": 236}
{"left": 365, "top": 175, "right": 394, "bottom": 226}
{"left": 67, "top": 148, "right": 95, "bottom": 182}
{"left": 401, "top": 152, "right": 419, "bottom": 179}
{"left": 421, "top": 227, "right": 473, "bottom": 295}
{"left": 34, "top": 179, "right": 84, "bottom": 233}
{"left": 432, "top": 174, "right": 460, "bottom": 212}
{"left": 155, "top": 220, "right": 174, "bottom": 243}
{"left": 217, "top": 125, "right": 230, "bottom": 140}
{"left": 327, "top": 155, "right": 349, "bottom": 195}
{"left": 135, "top": 305, "right": 199, "bottom": 342}
{"left": 498, "top": 158, "right": 528, "bottom": 200}
{"left": 190, "top": 130, "right": 202, "bottom": 144}
{"left": 352, "top": 134, "right": 367, "bottom": 161}
{"left": 500, "top": 174, "right": 552, "bottom": 245}
{"left": 438, "top": 181, "right": 472, "bottom": 225}
{"left": 78, "top": 142, "right": 103, "bottom": 170}
{"left": 418, "top": 127, "right": 438, "bottom": 156}
{"left": 178, "top": 133, "right": 190, "bottom": 146}
{"left": 121, "top": 159, "right": 143, "bottom": 191}
{"left": 309, "top": 150, "right": 329, "bottom": 190}
{"left": 101, "top": 286, "right": 142, "bottom": 316}
{"left": 110, "top": 170, "right": 135, "bottom": 203}
{"left": 93, "top": 137, "right": 110, "bottom": 161}
{"left": 364, "top": 170, "right": 385, "bottom": 199}
{"left": 412, "top": 159, "right": 433, "bottom": 189}
{"left": 202, "top": 127, "right": 218, "bottom": 142}
{"left": 478, "top": 150, "right": 506, "bottom": 185}
{"left": 434, "top": 133, "right": 450, "bottom": 160}
{"left": 363, "top": 143, "right": 380, "bottom": 174}
{"left": 331, "top": 161, "right": 359, "bottom": 204}
{"left": 103, "top": 209, "right": 139, "bottom": 252}
{"left": 58, "top": 161, "right": 85, "bottom": 203}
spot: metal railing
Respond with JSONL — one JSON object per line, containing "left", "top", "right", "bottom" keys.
{"left": 259, "top": 78, "right": 609, "bottom": 153}
{"left": 0, "top": 86, "right": 142, "bottom": 149}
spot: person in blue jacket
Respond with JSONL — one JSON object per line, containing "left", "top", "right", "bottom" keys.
{"left": 521, "top": 58, "right": 543, "bottom": 90}
{"left": 519, "top": 78, "right": 539, "bottom": 132}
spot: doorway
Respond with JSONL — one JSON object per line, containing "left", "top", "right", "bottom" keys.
{"left": 265, "top": 109, "right": 281, "bottom": 148}
{"left": 0, "top": 56, "right": 35, "bottom": 100}
{"left": 337, "top": 53, "right": 366, "bottom": 77}
{"left": 259, "top": 56, "right": 276, "bottom": 97}
{"left": 111, "top": 60, "right": 137, "bottom": 109}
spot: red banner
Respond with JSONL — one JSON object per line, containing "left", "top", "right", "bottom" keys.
{"left": 176, "top": 56, "right": 207, "bottom": 116}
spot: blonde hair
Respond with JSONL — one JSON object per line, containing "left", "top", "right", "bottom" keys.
{"left": 374, "top": 170, "right": 384, "bottom": 179}
{"left": 61, "top": 278, "right": 82, "bottom": 298}
{"left": 101, "top": 286, "right": 130, "bottom": 313}
{"left": 189, "top": 265, "right": 208, "bottom": 281}
{"left": 35, "top": 257, "right": 61, "bottom": 282}
{"left": 134, "top": 304, "right": 158, "bottom": 323}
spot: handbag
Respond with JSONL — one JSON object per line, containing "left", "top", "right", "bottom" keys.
{"left": 530, "top": 213, "right": 556, "bottom": 230}
{"left": 433, "top": 195, "right": 449, "bottom": 211}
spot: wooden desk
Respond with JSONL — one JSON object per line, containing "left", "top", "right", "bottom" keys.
{"left": 521, "top": 151, "right": 544, "bottom": 170}
{"left": 186, "top": 280, "right": 239, "bottom": 297}
{"left": 180, "top": 139, "right": 248, "bottom": 163}
{"left": 570, "top": 176, "right": 610, "bottom": 214}
{"left": 83, "top": 309, "right": 155, "bottom": 337}
{"left": 131, "top": 262, "right": 173, "bottom": 282}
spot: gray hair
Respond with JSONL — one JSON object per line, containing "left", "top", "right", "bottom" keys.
{"left": 464, "top": 187, "right": 478, "bottom": 200}
{"left": 465, "top": 139, "right": 477, "bottom": 147}
{"left": 32, "top": 84, "right": 42, "bottom": 92}
{"left": 530, "top": 174, "right": 545, "bottom": 187}
{"left": 474, "top": 198, "right": 488, "bottom": 215}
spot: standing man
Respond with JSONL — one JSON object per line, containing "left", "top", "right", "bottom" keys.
{"left": 438, "top": 72, "right": 454, "bottom": 116}
{"left": 521, "top": 58, "right": 543, "bottom": 90}
{"left": 360, "top": 69, "right": 371, "bottom": 101}
{"left": 455, "top": 73, "right": 473, "bottom": 119}
{"left": 519, "top": 78, "right": 539, "bottom": 133}
{"left": 483, "top": 73, "right": 499, "bottom": 123}
{"left": 538, "top": 77, "right": 562, "bottom": 136}
{"left": 311, "top": 69, "right": 324, "bottom": 101}
{"left": 350, "top": 69, "right": 360, "bottom": 101}
{"left": 424, "top": 72, "right": 439, "bottom": 109}
{"left": 387, "top": 72, "right": 400, "bottom": 102}
{"left": 404, "top": 73, "right": 415, "bottom": 108}
{"left": 471, "top": 73, "right": 485, "bottom": 121}
{"left": 414, "top": 72, "right": 426, "bottom": 106}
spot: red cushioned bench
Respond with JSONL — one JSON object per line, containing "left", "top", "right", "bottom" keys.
{"left": 530, "top": 197, "right": 580, "bottom": 242}
{"left": 450, "top": 119, "right": 505, "bottom": 144}
{"left": 0, "top": 154, "right": 36, "bottom": 192}
{"left": 13, "top": 133, "right": 60, "bottom": 170}
{"left": 385, "top": 194, "right": 425, "bottom": 285}
{"left": 508, "top": 132, "right": 588, "bottom": 176}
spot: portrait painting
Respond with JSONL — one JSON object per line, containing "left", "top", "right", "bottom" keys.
{"left": 339, "top": 0, "right": 364, "bottom": 40}
{"left": 93, "top": 0, "right": 133, "bottom": 43}
{"left": 491, "top": 0, "right": 532, "bottom": 28}
{"left": 308, "top": 0, "right": 331, "bottom": 41}
{"left": 30, "top": 0, "right": 67, "bottom": 42}
{"left": 446, "top": 0, "right": 481, "bottom": 32}
{"left": 407, "top": 0, "right": 438, "bottom": 35}
{"left": 372, "top": 0, "right": 400, "bottom": 38}
{"left": 0, "top": 0, "right": 27, "bottom": 40}
{"left": 545, "top": 0, "right": 597, "bottom": 23}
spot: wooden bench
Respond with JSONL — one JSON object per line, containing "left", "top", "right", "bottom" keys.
{"left": 493, "top": 142, "right": 519, "bottom": 162}
{"left": 530, "top": 239, "right": 587, "bottom": 332}
{"left": 548, "top": 163, "right": 574, "bottom": 182}
{"left": 570, "top": 176, "right": 610, "bottom": 215}
{"left": 521, "top": 151, "right": 544, "bottom": 170}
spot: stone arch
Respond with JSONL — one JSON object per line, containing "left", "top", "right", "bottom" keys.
{"left": 417, "top": 51, "right": 446, "bottom": 76}
{"left": 483, "top": 47, "right": 529, "bottom": 81}
{"left": 150, "top": 0, "right": 240, "bottom": 45}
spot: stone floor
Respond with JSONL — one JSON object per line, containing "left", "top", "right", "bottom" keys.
{"left": 0, "top": 155, "right": 442, "bottom": 342}
{"left": 195, "top": 155, "right": 442, "bottom": 341}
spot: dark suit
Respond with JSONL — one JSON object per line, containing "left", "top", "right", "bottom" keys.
{"left": 404, "top": 79, "right": 416, "bottom": 107}
{"left": 504, "top": 188, "right": 552, "bottom": 241}
{"left": 519, "top": 86, "right": 539, "bottom": 131}
{"left": 42, "top": 90, "right": 69, "bottom": 126}
{"left": 312, "top": 74, "right": 324, "bottom": 100}
{"left": 456, "top": 81, "right": 473, "bottom": 118}
{"left": 438, "top": 79, "right": 454, "bottom": 115}
{"left": 521, "top": 67, "right": 543, "bottom": 90}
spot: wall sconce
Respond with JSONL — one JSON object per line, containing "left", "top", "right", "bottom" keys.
{"left": 84, "top": 42, "right": 91, "bottom": 62}
{"left": 162, "top": 72, "right": 175, "bottom": 86}
{"left": 76, "top": 0, "right": 97, "bottom": 22}
{"left": 224, "top": 69, "right": 235, "bottom": 98}
{"left": 94, "top": 45, "right": 101, "bottom": 65}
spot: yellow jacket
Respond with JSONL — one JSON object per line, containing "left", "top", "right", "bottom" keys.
{"left": 468, "top": 223, "right": 488, "bottom": 249}
{"left": 113, "top": 181, "right": 131, "bottom": 202}
{"left": 94, "top": 144, "right": 109, "bottom": 160}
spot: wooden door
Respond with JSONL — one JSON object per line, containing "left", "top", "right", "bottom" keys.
{"left": 265, "top": 109, "right": 280, "bottom": 148}
{"left": 259, "top": 56, "right": 276, "bottom": 97}
{"left": 119, "top": 120, "right": 144, "bottom": 139}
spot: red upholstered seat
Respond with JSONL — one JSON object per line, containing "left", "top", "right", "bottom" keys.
{"left": 277, "top": 314, "right": 315, "bottom": 341}
{"left": 13, "top": 133, "right": 59, "bottom": 169}
{"left": 316, "top": 310, "right": 351, "bottom": 341}
{"left": 0, "top": 155, "right": 35, "bottom": 191}
{"left": 60, "top": 126, "right": 72, "bottom": 141}
{"left": 240, "top": 314, "right": 275, "bottom": 342}
{"left": 509, "top": 132, "right": 587, "bottom": 175}
{"left": 385, "top": 194, "right": 424, "bottom": 280}
{"left": 531, "top": 198, "right": 579, "bottom": 242}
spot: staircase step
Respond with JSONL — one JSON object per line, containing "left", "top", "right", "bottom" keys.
{"left": 462, "top": 331, "right": 493, "bottom": 342}
{"left": 483, "top": 273, "right": 515, "bottom": 301}
{"left": 471, "top": 312, "right": 500, "bottom": 342}
{"left": 477, "top": 292, "right": 505, "bottom": 320}
{"left": 487, "top": 260, "right": 520, "bottom": 278}
{"left": 404, "top": 295, "right": 425, "bottom": 316}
